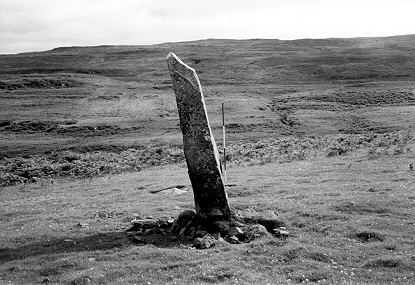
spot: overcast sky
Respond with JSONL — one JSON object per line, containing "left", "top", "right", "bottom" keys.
{"left": 1, "top": 0, "right": 414, "bottom": 54}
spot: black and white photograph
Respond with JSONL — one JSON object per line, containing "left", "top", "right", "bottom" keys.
{"left": 1, "top": 1, "right": 414, "bottom": 284}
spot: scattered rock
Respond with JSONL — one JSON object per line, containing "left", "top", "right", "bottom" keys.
{"left": 196, "top": 229, "right": 209, "bottom": 238}
{"left": 256, "top": 218, "right": 285, "bottom": 232}
{"left": 228, "top": 226, "right": 243, "bottom": 237}
{"left": 227, "top": 226, "right": 249, "bottom": 242}
{"left": 130, "top": 218, "right": 157, "bottom": 230}
{"left": 211, "top": 220, "right": 230, "bottom": 234}
{"left": 242, "top": 209, "right": 277, "bottom": 221}
{"left": 177, "top": 210, "right": 196, "bottom": 227}
{"left": 135, "top": 229, "right": 144, "bottom": 236}
{"left": 212, "top": 232, "right": 221, "bottom": 240}
{"left": 179, "top": 226, "right": 187, "bottom": 237}
{"left": 152, "top": 187, "right": 188, "bottom": 195}
{"left": 157, "top": 228, "right": 166, "bottom": 236}
{"left": 217, "top": 237, "right": 226, "bottom": 243}
{"left": 230, "top": 207, "right": 245, "bottom": 221}
{"left": 143, "top": 228, "right": 154, "bottom": 235}
{"left": 193, "top": 235, "right": 216, "bottom": 249}
{"left": 226, "top": 235, "right": 240, "bottom": 244}
{"left": 245, "top": 224, "right": 272, "bottom": 240}
{"left": 156, "top": 219, "right": 169, "bottom": 229}
{"left": 132, "top": 236, "right": 145, "bottom": 243}
{"left": 126, "top": 211, "right": 288, "bottom": 249}
{"left": 76, "top": 222, "right": 88, "bottom": 228}
{"left": 189, "top": 227, "right": 196, "bottom": 238}
{"left": 274, "top": 227, "right": 290, "bottom": 238}
{"left": 178, "top": 219, "right": 194, "bottom": 237}
{"left": 193, "top": 237, "right": 204, "bottom": 248}
{"left": 231, "top": 220, "right": 246, "bottom": 228}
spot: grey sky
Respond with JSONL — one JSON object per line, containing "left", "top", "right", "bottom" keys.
{"left": 1, "top": 0, "right": 414, "bottom": 54}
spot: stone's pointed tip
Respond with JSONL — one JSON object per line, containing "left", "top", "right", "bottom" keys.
{"left": 166, "top": 52, "right": 196, "bottom": 73}
{"left": 166, "top": 52, "right": 177, "bottom": 60}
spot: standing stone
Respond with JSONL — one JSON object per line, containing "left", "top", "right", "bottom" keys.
{"left": 166, "top": 52, "right": 231, "bottom": 220}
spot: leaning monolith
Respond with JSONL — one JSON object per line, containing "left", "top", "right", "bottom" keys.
{"left": 166, "top": 52, "right": 231, "bottom": 221}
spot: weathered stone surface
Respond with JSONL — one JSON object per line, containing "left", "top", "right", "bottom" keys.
{"left": 132, "top": 236, "right": 145, "bottom": 243}
{"left": 193, "top": 237, "right": 203, "bottom": 248}
{"left": 274, "top": 228, "right": 290, "bottom": 238}
{"left": 226, "top": 235, "right": 240, "bottom": 244}
{"left": 193, "top": 235, "right": 215, "bottom": 249}
{"left": 189, "top": 227, "right": 196, "bottom": 238}
{"left": 131, "top": 219, "right": 157, "bottom": 229}
{"left": 257, "top": 218, "right": 285, "bottom": 232}
{"left": 211, "top": 220, "right": 230, "bottom": 234}
{"left": 177, "top": 210, "right": 196, "bottom": 227}
{"left": 246, "top": 224, "right": 272, "bottom": 240}
{"left": 195, "top": 229, "right": 209, "bottom": 238}
{"left": 166, "top": 52, "right": 231, "bottom": 220}
{"left": 179, "top": 224, "right": 189, "bottom": 237}
{"left": 212, "top": 232, "right": 221, "bottom": 240}
{"left": 228, "top": 226, "right": 243, "bottom": 237}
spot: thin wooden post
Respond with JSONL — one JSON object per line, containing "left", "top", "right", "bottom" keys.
{"left": 222, "top": 102, "right": 227, "bottom": 184}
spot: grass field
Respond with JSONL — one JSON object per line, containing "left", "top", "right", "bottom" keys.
{"left": 1, "top": 35, "right": 415, "bottom": 284}
{"left": 1, "top": 143, "right": 414, "bottom": 284}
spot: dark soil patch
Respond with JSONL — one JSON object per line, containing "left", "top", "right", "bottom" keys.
{"left": 333, "top": 201, "right": 392, "bottom": 215}
{"left": 0, "top": 78, "right": 82, "bottom": 90}
{"left": 307, "top": 89, "right": 415, "bottom": 108}
{"left": 4, "top": 121, "right": 60, "bottom": 133}
{"left": 89, "top": 95, "right": 120, "bottom": 101}
{"left": 363, "top": 256, "right": 410, "bottom": 269}
{"left": 0, "top": 120, "right": 12, "bottom": 127}
{"left": 353, "top": 230, "right": 385, "bottom": 242}
{"left": 270, "top": 88, "right": 415, "bottom": 113}
{"left": 0, "top": 144, "right": 184, "bottom": 186}
{"left": 55, "top": 125, "right": 142, "bottom": 137}
{"left": 3, "top": 121, "right": 141, "bottom": 136}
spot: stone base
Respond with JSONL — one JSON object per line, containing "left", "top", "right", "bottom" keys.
{"left": 126, "top": 209, "right": 289, "bottom": 249}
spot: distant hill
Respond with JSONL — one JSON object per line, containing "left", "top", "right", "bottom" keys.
{"left": 1, "top": 34, "right": 415, "bottom": 84}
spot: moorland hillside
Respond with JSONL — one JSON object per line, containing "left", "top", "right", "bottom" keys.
{"left": 1, "top": 36, "right": 415, "bottom": 285}
{"left": 1, "top": 34, "right": 415, "bottom": 184}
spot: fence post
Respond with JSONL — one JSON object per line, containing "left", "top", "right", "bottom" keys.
{"left": 222, "top": 102, "right": 227, "bottom": 184}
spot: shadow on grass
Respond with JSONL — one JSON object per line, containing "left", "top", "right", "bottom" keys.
{"left": 0, "top": 231, "right": 195, "bottom": 264}
{"left": 0, "top": 231, "right": 130, "bottom": 263}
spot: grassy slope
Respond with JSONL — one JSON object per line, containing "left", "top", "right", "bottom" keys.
{"left": 1, "top": 146, "right": 414, "bottom": 284}
{"left": 1, "top": 35, "right": 415, "bottom": 284}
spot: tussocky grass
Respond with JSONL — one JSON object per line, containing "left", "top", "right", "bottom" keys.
{"left": 1, "top": 142, "right": 414, "bottom": 284}
{"left": 1, "top": 129, "right": 413, "bottom": 187}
